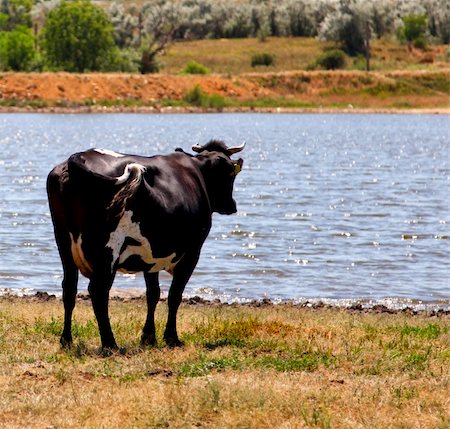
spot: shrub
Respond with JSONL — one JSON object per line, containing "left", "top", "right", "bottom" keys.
{"left": 184, "top": 85, "right": 226, "bottom": 109}
{"left": 181, "top": 60, "right": 209, "bottom": 75}
{"left": 101, "top": 47, "right": 140, "bottom": 73}
{"left": 251, "top": 52, "right": 274, "bottom": 67}
{"left": 412, "top": 35, "right": 428, "bottom": 50}
{"left": 315, "top": 49, "right": 346, "bottom": 70}
{"left": 0, "top": 26, "right": 36, "bottom": 71}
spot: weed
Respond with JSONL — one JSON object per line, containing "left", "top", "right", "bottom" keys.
{"left": 183, "top": 85, "right": 226, "bottom": 109}
{"left": 399, "top": 323, "right": 446, "bottom": 340}
{"left": 181, "top": 60, "right": 210, "bottom": 75}
{"left": 178, "top": 354, "right": 241, "bottom": 377}
{"left": 254, "top": 350, "right": 335, "bottom": 372}
{"left": 392, "top": 385, "right": 418, "bottom": 401}
{"left": 404, "top": 349, "right": 431, "bottom": 370}
{"left": 301, "top": 403, "right": 332, "bottom": 429}
{"left": 199, "top": 379, "right": 222, "bottom": 411}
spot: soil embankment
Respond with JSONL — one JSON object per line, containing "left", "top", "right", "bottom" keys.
{"left": 0, "top": 70, "right": 448, "bottom": 112}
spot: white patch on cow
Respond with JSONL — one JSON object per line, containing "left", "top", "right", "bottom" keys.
{"left": 106, "top": 210, "right": 178, "bottom": 274}
{"left": 69, "top": 232, "right": 93, "bottom": 277}
{"left": 94, "top": 148, "right": 125, "bottom": 158}
{"left": 115, "top": 163, "right": 146, "bottom": 185}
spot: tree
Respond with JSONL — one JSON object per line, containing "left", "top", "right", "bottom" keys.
{"left": 0, "top": 25, "right": 35, "bottom": 70}
{"left": 318, "top": 0, "right": 373, "bottom": 70}
{"left": 397, "top": 14, "right": 428, "bottom": 49}
{"left": 40, "top": 0, "right": 116, "bottom": 72}
{"left": 0, "top": 0, "right": 35, "bottom": 70}
{"left": 0, "top": 0, "right": 32, "bottom": 31}
{"left": 138, "top": 1, "right": 184, "bottom": 73}
{"left": 108, "top": 2, "right": 139, "bottom": 48}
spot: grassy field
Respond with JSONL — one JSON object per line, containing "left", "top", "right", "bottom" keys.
{"left": 162, "top": 37, "right": 449, "bottom": 74}
{"left": 0, "top": 297, "right": 448, "bottom": 428}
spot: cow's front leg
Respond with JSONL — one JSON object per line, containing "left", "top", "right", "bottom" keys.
{"left": 164, "top": 253, "right": 199, "bottom": 347}
{"left": 141, "top": 272, "right": 160, "bottom": 346}
{"left": 88, "top": 273, "right": 117, "bottom": 351}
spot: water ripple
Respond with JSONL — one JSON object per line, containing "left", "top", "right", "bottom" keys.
{"left": 0, "top": 113, "right": 449, "bottom": 305}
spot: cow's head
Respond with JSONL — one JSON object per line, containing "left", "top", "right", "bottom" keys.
{"left": 193, "top": 140, "right": 245, "bottom": 214}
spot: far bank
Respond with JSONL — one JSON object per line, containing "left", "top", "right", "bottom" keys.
{"left": 0, "top": 70, "right": 448, "bottom": 113}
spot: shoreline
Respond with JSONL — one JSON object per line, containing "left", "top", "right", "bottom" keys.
{"left": 0, "top": 105, "right": 449, "bottom": 115}
{"left": 1, "top": 290, "right": 448, "bottom": 315}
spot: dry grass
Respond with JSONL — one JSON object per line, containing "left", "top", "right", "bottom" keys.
{"left": 162, "top": 37, "right": 449, "bottom": 75}
{"left": 0, "top": 297, "right": 449, "bottom": 428}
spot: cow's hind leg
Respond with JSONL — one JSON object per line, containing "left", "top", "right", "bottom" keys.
{"left": 164, "top": 253, "right": 199, "bottom": 347}
{"left": 141, "top": 272, "right": 160, "bottom": 346}
{"left": 53, "top": 230, "right": 79, "bottom": 348}
{"left": 88, "top": 273, "right": 118, "bottom": 351}
{"left": 60, "top": 260, "right": 78, "bottom": 348}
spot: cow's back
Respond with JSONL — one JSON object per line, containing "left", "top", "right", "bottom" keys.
{"left": 47, "top": 149, "right": 213, "bottom": 277}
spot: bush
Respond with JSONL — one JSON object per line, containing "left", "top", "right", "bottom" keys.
{"left": 101, "top": 47, "right": 140, "bottom": 73}
{"left": 251, "top": 52, "right": 274, "bottom": 67}
{"left": 0, "top": 26, "right": 36, "bottom": 71}
{"left": 181, "top": 60, "right": 209, "bottom": 75}
{"left": 315, "top": 49, "right": 346, "bottom": 70}
{"left": 184, "top": 85, "right": 226, "bottom": 109}
{"left": 412, "top": 35, "right": 428, "bottom": 50}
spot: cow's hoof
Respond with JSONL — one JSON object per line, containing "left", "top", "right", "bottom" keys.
{"left": 141, "top": 334, "right": 157, "bottom": 347}
{"left": 60, "top": 336, "right": 72, "bottom": 349}
{"left": 164, "top": 337, "right": 184, "bottom": 348}
{"left": 100, "top": 345, "right": 122, "bottom": 357}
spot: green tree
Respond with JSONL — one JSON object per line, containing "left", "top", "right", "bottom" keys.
{"left": 398, "top": 14, "right": 428, "bottom": 49}
{"left": 40, "top": 0, "right": 116, "bottom": 72}
{"left": 0, "top": 0, "right": 32, "bottom": 31}
{"left": 0, "top": 25, "right": 35, "bottom": 70}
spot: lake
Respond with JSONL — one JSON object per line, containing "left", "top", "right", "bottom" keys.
{"left": 0, "top": 113, "right": 449, "bottom": 310}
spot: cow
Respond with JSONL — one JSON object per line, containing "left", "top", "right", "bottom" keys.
{"left": 47, "top": 140, "right": 245, "bottom": 351}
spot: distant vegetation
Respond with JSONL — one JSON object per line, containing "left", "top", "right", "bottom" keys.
{"left": 251, "top": 52, "right": 275, "bottom": 67}
{"left": 183, "top": 84, "right": 226, "bottom": 109}
{"left": 181, "top": 60, "right": 210, "bottom": 75}
{"left": 314, "top": 49, "right": 347, "bottom": 70}
{"left": 0, "top": 0, "right": 448, "bottom": 72}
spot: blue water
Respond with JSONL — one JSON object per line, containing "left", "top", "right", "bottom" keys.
{"left": 0, "top": 113, "right": 449, "bottom": 309}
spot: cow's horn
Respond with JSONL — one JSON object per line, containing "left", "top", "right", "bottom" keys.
{"left": 228, "top": 142, "right": 246, "bottom": 154}
{"left": 192, "top": 144, "right": 203, "bottom": 153}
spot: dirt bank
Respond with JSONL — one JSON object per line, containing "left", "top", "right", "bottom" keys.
{"left": 0, "top": 70, "right": 448, "bottom": 112}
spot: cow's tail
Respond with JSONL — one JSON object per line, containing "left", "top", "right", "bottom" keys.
{"left": 108, "top": 163, "right": 146, "bottom": 215}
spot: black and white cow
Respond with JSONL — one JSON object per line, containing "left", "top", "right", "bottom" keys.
{"left": 47, "top": 140, "right": 245, "bottom": 350}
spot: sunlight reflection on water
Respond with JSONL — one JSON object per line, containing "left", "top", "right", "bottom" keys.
{"left": 0, "top": 113, "right": 449, "bottom": 309}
